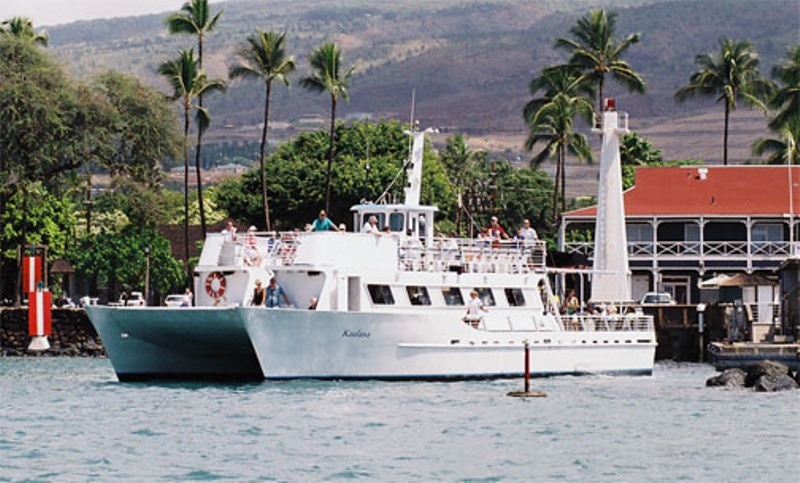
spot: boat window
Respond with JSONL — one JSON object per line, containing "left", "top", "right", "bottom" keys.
{"left": 406, "top": 286, "right": 431, "bottom": 306}
{"left": 441, "top": 287, "right": 464, "bottom": 306}
{"left": 389, "top": 213, "right": 405, "bottom": 232}
{"left": 364, "top": 213, "right": 385, "bottom": 228}
{"left": 504, "top": 288, "right": 526, "bottom": 307}
{"left": 474, "top": 287, "right": 496, "bottom": 306}
{"left": 367, "top": 284, "right": 395, "bottom": 305}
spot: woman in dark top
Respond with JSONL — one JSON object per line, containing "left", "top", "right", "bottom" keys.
{"left": 252, "top": 280, "right": 266, "bottom": 307}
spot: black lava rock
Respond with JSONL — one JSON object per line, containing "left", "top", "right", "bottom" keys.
{"left": 754, "top": 373, "right": 799, "bottom": 392}
{"left": 706, "top": 368, "right": 746, "bottom": 387}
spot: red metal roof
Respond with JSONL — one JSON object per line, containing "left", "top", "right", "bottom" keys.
{"left": 565, "top": 166, "right": 800, "bottom": 217}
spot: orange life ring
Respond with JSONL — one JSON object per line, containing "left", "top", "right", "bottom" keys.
{"left": 204, "top": 272, "right": 226, "bottom": 299}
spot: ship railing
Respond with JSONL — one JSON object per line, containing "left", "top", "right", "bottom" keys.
{"left": 559, "top": 313, "right": 654, "bottom": 332}
{"left": 397, "top": 237, "right": 547, "bottom": 273}
{"left": 215, "top": 231, "right": 300, "bottom": 268}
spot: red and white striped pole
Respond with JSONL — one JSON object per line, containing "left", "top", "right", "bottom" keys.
{"left": 28, "top": 288, "right": 52, "bottom": 351}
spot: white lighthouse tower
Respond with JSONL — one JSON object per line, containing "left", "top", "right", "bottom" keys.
{"left": 590, "top": 99, "right": 632, "bottom": 303}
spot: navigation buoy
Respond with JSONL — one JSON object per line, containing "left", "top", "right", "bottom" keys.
{"left": 507, "top": 341, "right": 546, "bottom": 398}
{"left": 28, "top": 289, "right": 52, "bottom": 351}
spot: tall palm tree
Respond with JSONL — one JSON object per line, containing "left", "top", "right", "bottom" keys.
{"left": 300, "top": 42, "right": 357, "bottom": 213}
{"left": 675, "top": 38, "right": 772, "bottom": 165}
{"left": 524, "top": 66, "right": 594, "bottom": 222}
{"left": 158, "top": 49, "right": 225, "bottom": 279}
{"left": 0, "top": 16, "right": 48, "bottom": 46}
{"left": 229, "top": 30, "right": 295, "bottom": 231}
{"left": 554, "top": 8, "right": 645, "bottom": 112}
{"left": 768, "top": 45, "right": 800, "bottom": 131}
{"left": 165, "top": 0, "right": 223, "bottom": 237}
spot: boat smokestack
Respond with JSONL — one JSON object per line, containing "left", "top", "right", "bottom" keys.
{"left": 590, "top": 99, "right": 632, "bottom": 303}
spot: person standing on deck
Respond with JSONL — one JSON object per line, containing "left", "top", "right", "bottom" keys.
{"left": 311, "top": 210, "right": 340, "bottom": 232}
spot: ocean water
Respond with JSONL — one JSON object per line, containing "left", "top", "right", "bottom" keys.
{"left": 1, "top": 359, "right": 798, "bottom": 482}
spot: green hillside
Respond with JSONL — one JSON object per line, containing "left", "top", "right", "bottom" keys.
{"left": 43, "top": 0, "right": 799, "bottom": 164}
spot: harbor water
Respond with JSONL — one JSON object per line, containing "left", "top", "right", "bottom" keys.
{"left": 1, "top": 359, "right": 798, "bottom": 481}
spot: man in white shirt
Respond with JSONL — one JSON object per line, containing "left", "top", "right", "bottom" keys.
{"left": 361, "top": 215, "right": 379, "bottom": 234}
{"left": 520, "top": 219, "right": 538, "bottom": 243}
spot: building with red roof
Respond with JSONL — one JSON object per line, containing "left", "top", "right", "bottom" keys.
{"left": 561, "top": 165, "right": 794, "bottom": 311}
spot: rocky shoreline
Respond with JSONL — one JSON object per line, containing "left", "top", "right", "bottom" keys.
{"left": 0, "top": 308, "right": 105, "bottom": 357}
{"left": 707, "top": 360, "right": 800, "bottom": 392}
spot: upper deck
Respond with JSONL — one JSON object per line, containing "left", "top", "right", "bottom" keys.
{"left": 196, "top": 231, "right": 547, "bottom": 275}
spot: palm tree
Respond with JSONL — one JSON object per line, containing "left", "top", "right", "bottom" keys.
{"left": 158, "top": 49, "right": 225, "bottom": 279}
{"left": 752, "top": 116, "right": 799, "bottom": 165}
{"left": 229, "top": 30, "right": 295, "bottom": 231}
{"left": 300, "top": 42, "right": 357, "bottom": 213}
{"left": 554, "top": 8, "right": 645, "bottom": 112}
{"left": 768, "top": 45, "right": 800, "bottom": 131}
{"left": 524, "top": 66, "right": 594, "bottom": 222}
{"left": 675, "top": 38, "right": 772, "bottom": 165}
{"left": 0, "top": 16, "right": 48, "bottom": 46}
{"left": 165, "top": 0, "right": 223, "bottom": 237}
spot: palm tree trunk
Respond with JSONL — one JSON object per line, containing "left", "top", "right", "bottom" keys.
{"left": 195, "top": 34, "right": 207, "bottom": 238}
{"left": 552, "top": 151, "right": 562, "bottom": 224}
{"left": 183, "top": 106, "right": 191, "bottom": 282}
{"left": 194, "top": 125, "right": 207, "bottom": 238}
{"left": 723, "top": 102, "right": 730, "bottom": 165}
{"left": 325, "top": 95, "right": 337, "bottom": 214}
{"left": 560, "top": 144, "right": 567, "bottom": 215}
{"left": 598, "top": 76, "right": 605, "bottom": 113}
{"left": 259, "top": 81, "right": 273, "bottom": 231}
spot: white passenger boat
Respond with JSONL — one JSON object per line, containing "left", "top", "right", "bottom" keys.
{"left": 86, "top": 105, "right": 656, "bottom": 381}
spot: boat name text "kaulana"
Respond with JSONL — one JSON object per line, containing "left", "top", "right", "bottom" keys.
{"left": 342, "top": 330, "right": 370, "bottom": 338}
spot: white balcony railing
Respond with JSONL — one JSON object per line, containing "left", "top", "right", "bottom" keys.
{"left": 564, "top": 240, "right": 800, "bottom": 260}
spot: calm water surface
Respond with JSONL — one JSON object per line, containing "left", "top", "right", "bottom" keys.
{"left": 1, "top": 359, "right": 798, "bottom": 481}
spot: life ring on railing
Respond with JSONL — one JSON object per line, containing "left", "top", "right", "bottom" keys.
{"left": 204, "top": 272, "right": 226, "bottom": 299}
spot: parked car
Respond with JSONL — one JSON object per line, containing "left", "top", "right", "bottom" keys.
{"left": 164, "top": 294, "right": 191, "bottom": 307}
{"left": 639, "top": 292, "right": 675, "bottom": 305}
{"left": 125, "top": 291, "right": 146, "bottom": 307}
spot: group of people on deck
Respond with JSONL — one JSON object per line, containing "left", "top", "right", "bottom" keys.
{"left": 478, "top": 217, "right": 539, "bottom": 247}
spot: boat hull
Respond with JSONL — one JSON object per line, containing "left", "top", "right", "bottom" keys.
{"left": 242, "top": 309, "right": 656, "bottom": 380}
{"left": 85, "top": 306, "right": 262, "bottom": 381}
{"left": 86, "top": 306, "right": 656, "bottom": 381}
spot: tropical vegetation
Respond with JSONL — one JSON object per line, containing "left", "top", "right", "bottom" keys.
{"left": 229, "top": 30, "right": 296, "bottom": 231}
{"left": 675, "top": 38, "right": 772, "bottom": 165}
{"left": 300, "top": 42, "right": 358, "bottom": 213}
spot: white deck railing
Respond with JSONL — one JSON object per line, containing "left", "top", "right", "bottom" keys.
{"left": 213, "top": 232, "right": 547, "bottom": 274}
{"left": 565, "top": 240, "right": 800, "bottom": 259}
{"left": 558, "top": 313, "right": 654, "bottom": 332}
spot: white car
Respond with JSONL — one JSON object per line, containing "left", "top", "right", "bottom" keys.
{"left": 639, "top": 292, "right": 675, "bottom": 305}
{"left": 164, "top": 294, "right": 191, "bottom": 307}
{"left": 125, "top": 292, "right": 146, "bottom": 307}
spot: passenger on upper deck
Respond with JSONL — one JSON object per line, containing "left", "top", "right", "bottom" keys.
{"left": 486, "top": 216, "right": 509, "bottom": 248}
{"left": 361, "top": 216, "right": 379, "bottom": 234}
{"left": 520, "top": 219, "right": 539, "bottom": 243}
{"left": 311, "top": 210, "right": 340, "bottom": 232}
{"left": 222, "top": 219, "right": 237, "bottom": 241}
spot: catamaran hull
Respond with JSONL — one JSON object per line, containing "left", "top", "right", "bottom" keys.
{"left": 86, "top": 307, "right": 655, "bottom": 381}
{"left": 85, "top": 306, "right": 262, "bottom": 381}
{"left": 242, "top": 309, "right": 656, "bottom": 380}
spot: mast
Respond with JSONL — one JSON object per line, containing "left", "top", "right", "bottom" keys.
{"left": 590, "top": 99, "right": 632, "bottom": 303}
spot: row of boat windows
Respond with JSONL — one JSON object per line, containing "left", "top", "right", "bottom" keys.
{"left": 367, "top": 284, "right": 527, "bottom": 307}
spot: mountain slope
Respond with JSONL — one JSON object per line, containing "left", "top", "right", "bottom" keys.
{"left": 45, "top": 0, "right": 799, "bottom": 164}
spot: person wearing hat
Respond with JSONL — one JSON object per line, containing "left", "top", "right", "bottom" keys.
{"left": 251, "top": 279, "right": 266, "bottom": 307}
{"left": 486, "top": 216, "right": 509, "bottom": 248}
{"left": 311, "top": 209, "right": 340, "bottom": 232}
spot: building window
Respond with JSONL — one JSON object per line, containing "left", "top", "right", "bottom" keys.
{"left": 406, "top": 286, "right": 431, "bottom": 306}
{"left": 752, "top": 224, "right": 783, "bottom": 242}
{"left": 442, "top": 287, "right": 464, "bottom": 306}
{"left": 505, "top": 288, "right": 526, "bottom": 307}
{"left": 368, "top": 285, "right": 395, "bottom": 305}
{"left": 474, "top": 287, "right": 496, "bottom": 306}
